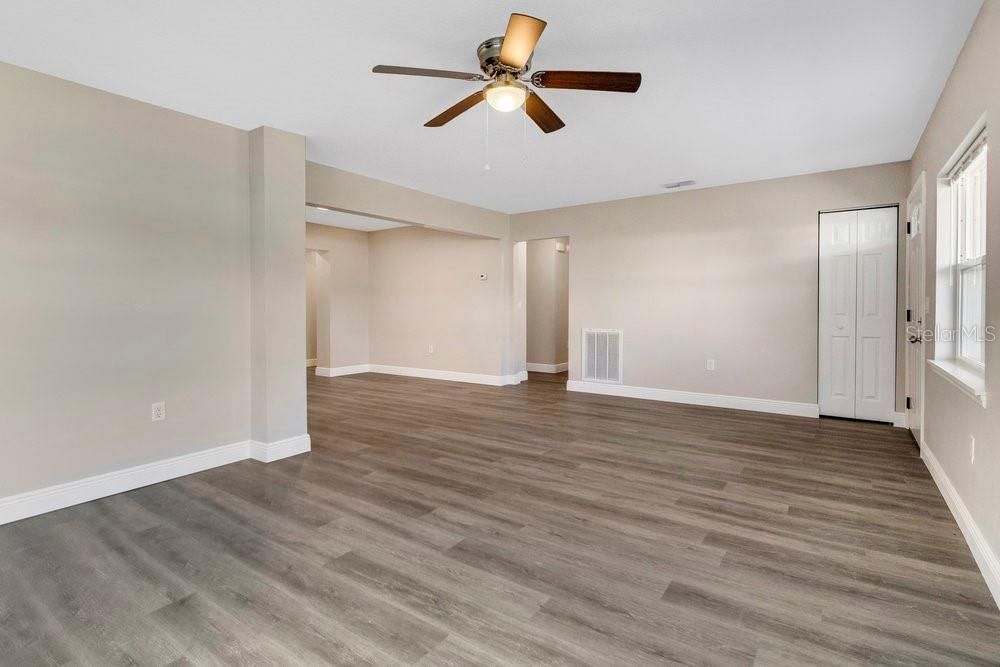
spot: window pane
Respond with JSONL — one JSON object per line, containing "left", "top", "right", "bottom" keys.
{"left": 954, "top": 146, "right": 987, "bottom": 263}
{"left": 960, "top": 264, "right": 985, "bottom": 366}
{"left": 963, "top": 149, "right": 987, "bottom": 261}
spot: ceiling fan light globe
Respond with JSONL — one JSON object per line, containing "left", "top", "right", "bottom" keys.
{"left": 485, "top": 82, "right": 527, "bottom": 112}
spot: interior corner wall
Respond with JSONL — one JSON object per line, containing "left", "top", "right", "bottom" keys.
{"left": 304, "top": 160, "right": 514, "bottom": 378}
{"left": 526, "top": 237, "right": 569, "bottom": 366}
{"left": 907, "top": 0, "right": 1000, "bottom": 586}
{"left": 0, "top": 62, "right": 252, "bottom": 497}
{"left": 305, "top": 223, "right": 370, "bottom": 369}
{"left": 511, "top": 161, "right": 910, "bottom": 407}
{"left": 368, "top": 226, "right": 504, "bottom": 376}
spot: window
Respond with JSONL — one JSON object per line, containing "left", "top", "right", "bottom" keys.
{"left": 949, "top": 132, "right": 988, "bottom": 369}
{"left": 930, "top": 123, "right": 989, "bottom": 406}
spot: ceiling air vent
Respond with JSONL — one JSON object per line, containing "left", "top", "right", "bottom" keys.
{"left": 583, "top": 329, "right": 623, "bottom": 384}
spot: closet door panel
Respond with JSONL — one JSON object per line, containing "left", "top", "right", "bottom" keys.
{"left": 819, "top": 210, "right": 858, "bottom": 418}
{"left": 854, "top": 207, "right": 897, "bottom": 422}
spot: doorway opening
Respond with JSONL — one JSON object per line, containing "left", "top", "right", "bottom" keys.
{"left": 305, "top": 204, "right": 407, "bottom": 376}
{"left": 524, "top": 237, "right": 569, "bottom": 381}
{"left": 305, "top": 249, "right": 322, "bottom": 369}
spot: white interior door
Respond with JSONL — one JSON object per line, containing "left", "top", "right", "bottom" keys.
{"left": 854, "top": 207, "right": 897, "bottom": 421}
{"left": 819, "top": 211, "right": 858, "bottom": 418}
{"left": 819, "top": 207, "right": 897, "bottom": 422}
{"left": 906, "top": 187, "right": 925, "bottom": 443}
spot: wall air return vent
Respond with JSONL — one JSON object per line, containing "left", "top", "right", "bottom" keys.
{"left": 582, "top": 329, "right": 623, "bottom": 384}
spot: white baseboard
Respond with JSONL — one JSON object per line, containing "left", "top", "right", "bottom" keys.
{"left": 892, "top": 412, "right": 908, "bottom": 428}
{"left": 566, "top": 380, "right": 820, "bottom": 418}
{"left": 0, "top": 435, "right": 311, "bottom": 526}
{"left": 316, "top": 364, "right": 371, "bottom": 377}
{"left": 369, "top": 365, "right": 509, "bottom": 386}
{"left": 527, "top": 362, "right": 568, "bottom": 373}
{"left": 921, "top": 445, "right": 1000, "bottom": 607}
{"left": 306, "top": 358, "right": 318, "bottom": 368}
{"left": 316, "top": 363, "right": 525, "bottom": 386}
{"left": 250, "top": 434, "right": 312, "bottom": 463}
{"left": 503, "top": 370, "right": 529, "bottom": 385}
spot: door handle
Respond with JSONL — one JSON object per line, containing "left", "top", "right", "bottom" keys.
{"left": 908, "top": 335, "right": 923, "bottom": 344}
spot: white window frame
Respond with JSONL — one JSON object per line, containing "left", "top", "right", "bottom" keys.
{"left": 949, "top": 133, "right": 988, "bottom": 371}
{"left": 929, "top": 120, "right": 989, "bottom": 408}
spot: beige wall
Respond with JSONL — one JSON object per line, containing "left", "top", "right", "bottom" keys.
{"left": 909, "top": 2, "right": 1000, "bottom": 570}
{"left": 512, "top": 162, "right": 910, "bottom": 406}
{"left": 306, "top": 162, "right": 509, "bottom": 240}
{"left": 248, "top": 127, "right": 307, "bottom": 445}
{"left": 368, "top": 226, "right": 504, "bottom": 375}
{"left": 0, "top": 63, "right": 307, "bottom": 501}
{"left": 0, "top": 63, "right": 252, "bottom": 497}
{"left": 304, "top": 222, "right": 508, "bottom": 378}
{"left": 526, "top": 238, "right": 569, "bottom": 366}
{"left": 306, "top": 161, "right": 519, "bottom": 377}
{"left": 305, "top": 223, "right": 370, "bottom": 369}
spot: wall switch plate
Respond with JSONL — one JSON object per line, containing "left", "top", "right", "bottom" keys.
{"left": 970, "top": 435, "right": 975, "bottom": 464}
{"left": 151, "top": 402, "right": 166, "bottom": 422}
{"left": 706, "top": 359, "right": 716, "bottom": 371}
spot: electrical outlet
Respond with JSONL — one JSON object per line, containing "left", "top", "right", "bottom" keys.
{"left": 706, "top": 359, "right": 716, "bottom": 371}
{"left": 151, "top": 401, "right": 166, "bottom": 422}
{"left": 970, "top": 435, "right": 975, "bottom": 464}
{"left": 427, "top": 344, "right": 434, "bottom": 354}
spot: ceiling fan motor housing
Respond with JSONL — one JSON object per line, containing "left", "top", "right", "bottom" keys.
{"left": 477, "top": 37, "right": 530, "bottom": 78}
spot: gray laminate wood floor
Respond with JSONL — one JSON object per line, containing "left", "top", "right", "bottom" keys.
{"left": 2, "top": 371, "right": 999, "bottom": 665}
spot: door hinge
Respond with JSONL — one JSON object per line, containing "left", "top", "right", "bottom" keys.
{"left": 906, "top": 221, "right": 912, "bottom": 235}
{"left": 906, "top": 396, "right": 912, "bottom": 410}
{"left": 906, "top": 308, "right": 912, "bottom": 322}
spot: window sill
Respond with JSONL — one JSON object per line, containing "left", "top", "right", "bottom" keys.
{"left": 927, "top": 359, "right": 987, "bottom": 408}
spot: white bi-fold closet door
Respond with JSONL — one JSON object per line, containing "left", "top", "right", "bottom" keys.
{"left": 819, "top": 207, "right": 897, "bottom": 422}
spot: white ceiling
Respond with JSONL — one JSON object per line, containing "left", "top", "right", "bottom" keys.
{"left": 0, "top": 1, "right": 981, "bottom": 214}
{"left": 306, "top": 205, "right": 408, "bottom": 232}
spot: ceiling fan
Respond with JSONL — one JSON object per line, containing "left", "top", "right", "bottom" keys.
{"left": 372, "top": 13, "right": 641, "bottom": 133}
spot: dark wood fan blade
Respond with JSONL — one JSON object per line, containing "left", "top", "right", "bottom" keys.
{"left": 425, "top": 90, "right": 486, "bottom": 127}
{"left": 499, "top": 13, "right": 546, "bottom": 69}
{"left": 525, "top": 92, "right": 565, "bottom": 133}
{"left": 373, "top": 65, "right": 485, "bottom": 81}
{"left": 531, "top": 71, "right": 641, "bottom": 93}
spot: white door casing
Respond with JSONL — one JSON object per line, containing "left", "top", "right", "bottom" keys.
{"left": 819, "top": 207, "right": 898, "bottom": 422}
{"left": 906, "top": 175, "right": 926, "bottom": 443}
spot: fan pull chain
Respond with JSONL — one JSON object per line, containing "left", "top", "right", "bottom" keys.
{"left": 484, "top": 103, "right": 491, "bottom": 171}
